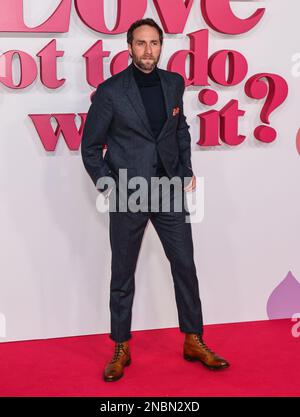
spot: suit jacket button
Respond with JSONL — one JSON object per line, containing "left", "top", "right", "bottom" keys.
{"left": 152, "top": 163, "right": 157, "bottom": 167}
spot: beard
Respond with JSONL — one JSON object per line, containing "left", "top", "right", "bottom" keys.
{"left": 130, "top": 50, "right": 160, "bottom": 72}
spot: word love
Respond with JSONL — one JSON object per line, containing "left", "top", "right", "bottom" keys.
{"left": 0, "top": 0, "right": 265, "bottom": 35}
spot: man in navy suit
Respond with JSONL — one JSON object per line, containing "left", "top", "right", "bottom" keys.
{"left": 81, "top": 18, "right": 229, "bottom": 382}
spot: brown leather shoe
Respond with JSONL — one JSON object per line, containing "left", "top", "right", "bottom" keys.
{"left": 103, "top": 340, "right": 131, "bottom": 382}
{"left": 183, "top": 333, "right": 229, "bottom": 370}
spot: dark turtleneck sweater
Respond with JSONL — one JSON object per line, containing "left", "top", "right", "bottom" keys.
{"left": 132, "top": 62, "right": 168, "bottom": 176}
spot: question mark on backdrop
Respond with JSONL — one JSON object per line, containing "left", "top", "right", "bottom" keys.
{"left": 245, "top": 73, "right": 289, "bottom": 143}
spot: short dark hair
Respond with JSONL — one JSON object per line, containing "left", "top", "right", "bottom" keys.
{"left": 127, "top": 18, "right": 163, "bottom": 46}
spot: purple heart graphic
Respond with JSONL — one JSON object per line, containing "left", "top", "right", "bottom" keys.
{"left": 267, "top": 271, "right": 300, "bottom": 319}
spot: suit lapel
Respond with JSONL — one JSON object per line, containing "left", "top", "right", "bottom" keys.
{"left": 124, "top": 62, "right": 174, "bottom": 143}
{"left": 156, "top": 67, "right": 174, "bottom": 143}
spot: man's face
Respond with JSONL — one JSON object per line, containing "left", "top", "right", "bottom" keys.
{"left": 128, "top": 25, "right": 162, "bottom": 73}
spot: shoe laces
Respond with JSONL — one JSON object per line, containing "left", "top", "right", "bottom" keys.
{"left": 111, "top": 343, "right": 127, "bottom": 363}
{"left": 194, "top": 334, "right": 215, "bottom": 355}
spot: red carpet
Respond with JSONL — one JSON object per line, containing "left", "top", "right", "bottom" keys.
{"left": 0, "top": 319, "right": 299, "bottom": 397}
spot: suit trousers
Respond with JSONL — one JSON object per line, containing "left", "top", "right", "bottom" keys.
{"left": 108, "top": 178, "right": 204, "bottom": 342}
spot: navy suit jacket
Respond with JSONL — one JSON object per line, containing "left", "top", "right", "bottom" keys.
{"left": 81, "top": 61, "right": 194, "bottom": 193}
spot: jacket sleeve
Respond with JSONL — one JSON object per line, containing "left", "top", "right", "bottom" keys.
{"left": 176, "top": 75, "right": 194, "bottom": 178}
{"left": 81, "top": 84, "right": 113, "bottom": 190}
